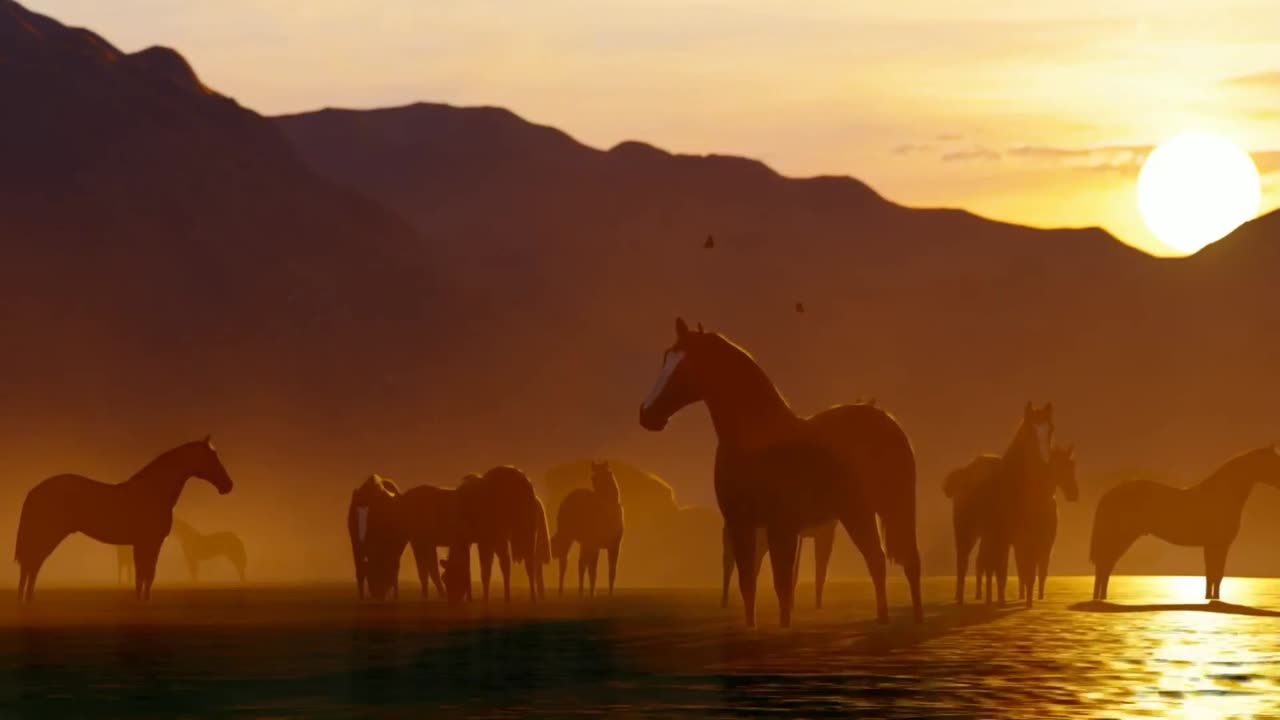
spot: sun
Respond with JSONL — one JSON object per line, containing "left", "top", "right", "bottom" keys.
{"left": 1137, "top": 131, "right": 1261, "bottom": 255}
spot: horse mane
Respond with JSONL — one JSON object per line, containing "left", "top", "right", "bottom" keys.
{"left": 699, "top": 332, "right": 794, "bottom": 415}
{"left": 1195, "top": 446, "right": 1280, "bottom": 491}
{"left": 124, "top": 440, "right": 207, "bottom": 485}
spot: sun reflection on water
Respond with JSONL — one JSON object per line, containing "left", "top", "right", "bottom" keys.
{"left": 1122, "top": 577, "right": 1273, "bottom": 720}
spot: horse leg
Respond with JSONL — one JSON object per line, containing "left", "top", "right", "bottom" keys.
{"left": 995, "top": 545, "right": 1010, "bottom": 605}
{"left": 955, "top": 533, "right": 971, "bottom": 605}
{"left": 814, "top": 526, "right": 835, "bottom": 610}
{"left": 588, "top": 546, "right": 602, "bottom": 597}
{"left": 1037, "top": 547, "right": 1049, "bottom": 601}
{"left": 841, "top": 507, "right": 888, "bottom": 623}
{"left": 478, "top": 544, "right": 494, "bottom": 602}
{"left": 134, "top": 541, "right": 161, "bottom": 601}
{"left": 1204, "top": 544, "right": 1228, "bottom": 600}
{"left": 765, "top": 526, "right": 800, "bottom": 628}
{"left": 727, "top": 521, "right": 759, "bottom": 628}
{"left": 558, "top": 547, "right": 568, "bottom": 598}
{"left": 721, "top": 525, "right": 735, "bottom": 609}
{"left": 410, "top": 541, "right": 435, "bottom": 599}
{"left": 494, "top": 542, "right": 511, "bottom": 604}
{"left": 606, "top": 538, "right": 621, "bottom": 597}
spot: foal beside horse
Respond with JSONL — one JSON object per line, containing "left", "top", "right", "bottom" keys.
{"left": 1091, "top": 446, "right": 1280, "bottom": 601}
{"left": 551, "top": 461, "right": 625, "bottom": 597}
{"left": 639, "top": 318, "right": 920, "bottom": 627}
{"left": 15, "top": 437, "right": 233, "bottom": 602}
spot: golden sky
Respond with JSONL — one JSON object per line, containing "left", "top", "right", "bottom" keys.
{"left": 29, "top": 0, "right": 1280, "bottom": 255}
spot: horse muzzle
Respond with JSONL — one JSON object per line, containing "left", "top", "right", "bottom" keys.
{"left": 638, "top": 404, "right": 668, "bottom": 432}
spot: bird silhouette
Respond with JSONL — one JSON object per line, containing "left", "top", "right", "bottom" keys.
{"left": 795, "top": 302, "right": 806, "bottom": 313}
{"left": 703, "top": 235, "right": 715, "bottom": 249}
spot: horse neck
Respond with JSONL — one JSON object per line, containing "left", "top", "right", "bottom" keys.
{"left": 702, "top": 346, "right": 799, "bottom": 450}
{"left": 125, "top": 447, "right": 196, "bottom": 509}
{"left": 1192, "top": 455, "right": 1268, "bottom": 509}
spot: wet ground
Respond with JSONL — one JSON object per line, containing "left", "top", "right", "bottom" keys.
{"left": 1, "top": 576, "right": 1277, "bottom": 718}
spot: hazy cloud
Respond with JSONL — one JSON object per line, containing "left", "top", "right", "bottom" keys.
{"left": 941, "top": 146, "right": 1000, "bottom": 162}
{"left": 892, "top": 142, "right": 935, "bottom": 156}
{"left": 1253, "top": 151, "right": 1280, "bottom": 174}
{"left": 1223, "top": 71, "right": 1280, "bottom": 87}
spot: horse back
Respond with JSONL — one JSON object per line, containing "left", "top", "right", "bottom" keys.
{"left": 806, "top": 403, "right": 916, "bottom": 501}
{"left": 20, "top": 474, "right": 156, "bottom": 546}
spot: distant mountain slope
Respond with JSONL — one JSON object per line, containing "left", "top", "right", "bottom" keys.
{"left": 3, "top": 0, "right": 1279, "bottom": 581}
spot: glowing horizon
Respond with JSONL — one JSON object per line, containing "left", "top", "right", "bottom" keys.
{"left": 24, "top": 0, "right": 1280, "bottom": 256}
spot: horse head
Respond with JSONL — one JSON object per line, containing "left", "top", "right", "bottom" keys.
{"left": 194, "top": 436, "right": 233, "bottom": 495}
{"left": 1017, "top": 401, "right": 1055, "bottom": 466}
{"left": 1048, "top": 443, "right": 1079, "bottom": 501}
{"left": 639, "top": 318, "right": 713, "bottom": 431}
{"left": 590, "top": 460, "right": 620, "bottom": 501}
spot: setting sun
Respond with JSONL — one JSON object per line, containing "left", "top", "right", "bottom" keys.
{"left": 1137, "top": 131, "right": 1261, "bottom": 255}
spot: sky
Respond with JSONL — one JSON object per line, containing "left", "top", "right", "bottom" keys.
{"left": 28, "top": 0, "right": 1280, "bottom": 256}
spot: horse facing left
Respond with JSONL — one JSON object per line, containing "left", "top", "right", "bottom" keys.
{"left": 15, "top": 437, "right": 233, "bottom": 602}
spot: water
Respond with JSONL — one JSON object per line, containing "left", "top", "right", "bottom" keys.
{"left": 2, "top": 577, "right": 1278, "bottom": 718}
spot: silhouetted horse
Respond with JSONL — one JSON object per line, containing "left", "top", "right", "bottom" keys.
{"left": 639, "top": 318, "right": 920, "bottom": 627}
{"left": 15, "top": 437, "right": 233, "bottom": 602}
{"left": 1016, "top": 443, "right": 1077, "bottom": 602}
{"left": 947, "top": 438, "right": 1076, "bottom": 605}
{"left": 440, "top": 467, "right": 550, "bottom": 605}
{"left": 1091, "top": 446, "right": 1280, "bottom": 601}
{"left": 348, "top": 474, "right": 404, "bottom": 600}
{"left": 975, "top": 403, "right": 1054, "bottom": 607}
{"left": 944, "top": 453, "right": 999, "bottom": 604}
{"left": 720, "top": 520, "right": 838, "bottom": 610}
{"left": 170, "top": 519, "right": 247, "bottom": 583}
{"left": 551, "top": 461, "right": 625, "bottom": 597}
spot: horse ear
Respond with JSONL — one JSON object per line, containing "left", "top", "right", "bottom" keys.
{"left": 1044, "top": 401, "right": 1054, "bottom": 416}
{"left": 1024, "top": 401, "right": 1033, "bottom": 416}
{"left": 675, "top": 317, "right": 689, "bottom": 340}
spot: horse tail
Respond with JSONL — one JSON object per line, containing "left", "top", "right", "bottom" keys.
{"left": 881, "top": 442, "right": 919, "bottom": 569}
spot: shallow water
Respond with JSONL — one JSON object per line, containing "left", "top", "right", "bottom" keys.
{"left": 2, "top": 577, "right": 1279, "bottom": 718}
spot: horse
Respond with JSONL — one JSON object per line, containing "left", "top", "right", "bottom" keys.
{"left": 946, "top": 438, "right": 1075, "bottom": 605}
{"left": 551, "top": 461, "right": 625, "bottom": 597}
{"left": 1090, "top": 446, "right": 1280, "bottom": 602}
{"left": 15, "top": 436, "right": 233, "bottom": 602}
{"left": 347, "top": 474, "right": 404, "bottom": 600}
{"left": 720, "top": 520, "right": 838, "bottom": 610}
{"left": 974, "top": 403, "right": 1055, "bottom": 608}
{"left": 439, "top": 466, "right": 549, "bottom": 605}
{"left": 1015, "top": 443, "right": 1078, "bottom": 602}
{"left": 639, "top": 318, "right": 920, "bottom": 627}
{"left": 170, "top": 519, "right": 248, "bottom": 583}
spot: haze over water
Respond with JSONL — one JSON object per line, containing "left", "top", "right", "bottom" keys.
{"left": 3, "top": 577, "right": 1277, "bottom": 718}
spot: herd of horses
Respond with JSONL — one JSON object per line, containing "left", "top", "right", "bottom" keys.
{"left": 11, "top": 318, "right": 1280, "bottom": 628}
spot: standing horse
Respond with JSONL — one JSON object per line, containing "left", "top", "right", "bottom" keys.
{"left": 639, "top": 318, "right": 920, "bottom": 627}
{"left": 551, "top": 461, "right": 625, "bottom": 597}
{"left": 975, "top": 403, "right": 1054, "bottom": 608}
{"left": 720, "top": 520, "right": 838, "bottom": 610}
{"left": 15, "top": 437, "right": 233, "bottom": 602}
{"left": 1091, "top": 446, "right": 1280, "bottom": 602}
{"left": 439, "top": 466, "right": 549, "bottom": 605}
{"left": 348, "top": 474, "right": 404, "bottom": 600}
{"left": 947, "top": 439, "right": 1076, "bottom": 605}
{"left": 171, "top": 519, "right": 248, "bottom": 583}
{"left": 1016, "top": 443, "right": 1078, "bottom": 602}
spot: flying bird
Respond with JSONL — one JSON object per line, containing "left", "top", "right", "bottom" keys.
{"left": 703, "top": 235, "right": 715, "bottom": 249}
{"left": 795, "top": 302, "right": 806, "bottom": 313}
